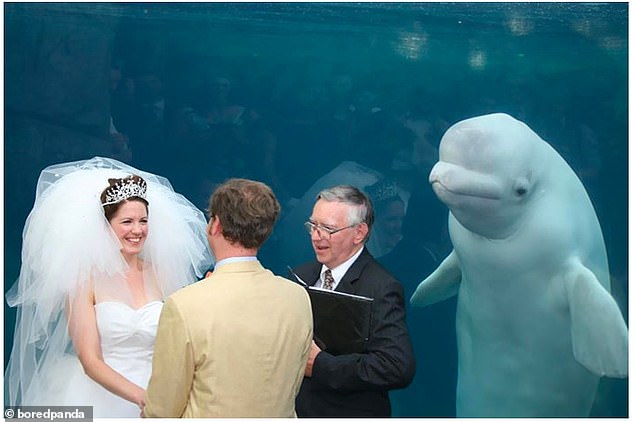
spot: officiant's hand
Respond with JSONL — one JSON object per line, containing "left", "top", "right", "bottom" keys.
{"left": 304, "top": 340, "right": 321, "bottom": 377}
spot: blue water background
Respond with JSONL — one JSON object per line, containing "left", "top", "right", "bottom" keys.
{"left": 4, "top": 2, "right": 628, "bottom": 416}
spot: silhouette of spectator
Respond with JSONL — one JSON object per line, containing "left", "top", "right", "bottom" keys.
{"left": 377, "top": 102, "right": 455, "bottom": 417}
{"left": 131, "top": 68, "right": 167, "bottom": 158}
{"left": 182, "top": 75, "right": 288, "bottom": 201}
{"left": 109, "top": 62, "right": 137, "bottom": 139}
{"left": 108, "top": 62, "right": 135, "bottom": 162}
{"left": 365, "top": 179, "right": 406, "bottom": 258}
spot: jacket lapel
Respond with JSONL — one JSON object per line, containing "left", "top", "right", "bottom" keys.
{"left": 335, "top": 247, "right": 371, "bottom": 295}
{"left": 296, "top": 247, "right": 372, "bottom": 292}
{"left": 296, "top": 263, "right": 322, "bottom": 287}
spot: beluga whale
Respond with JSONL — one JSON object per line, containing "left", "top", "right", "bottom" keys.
{"left": 410, "top": 113, "right": 627, "bottom": 417}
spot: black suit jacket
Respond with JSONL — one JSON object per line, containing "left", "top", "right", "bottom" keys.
{"left": 294, "top": 247, "right": 416, "bottom": 417}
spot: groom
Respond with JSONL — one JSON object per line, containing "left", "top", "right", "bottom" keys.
{"left": 143, "top": 178, "right": 313, "bottom": 417}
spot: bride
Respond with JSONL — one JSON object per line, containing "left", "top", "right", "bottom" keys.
{"left": 5, "top": 157, "right": 213, "bottom": 417}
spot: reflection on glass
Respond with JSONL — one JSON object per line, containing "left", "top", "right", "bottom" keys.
{"left": 505, "top": 13, "right": 534, "bottom": 36}
{"left": 468, "top": 49, "right": 487, "bottom": 70}
{"left": 396, "top": 22, "right": 428, "bottom": 60}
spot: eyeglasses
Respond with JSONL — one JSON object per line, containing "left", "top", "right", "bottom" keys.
{"left": 304, "top": 220, "right": 358, "bottom": 239}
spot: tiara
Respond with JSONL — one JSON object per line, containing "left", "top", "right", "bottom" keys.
{"left": 102, "top": 177, "right": 147, "bottom": 206}
{"left": 367, "top": 180, "right": 400, "bottom": 202}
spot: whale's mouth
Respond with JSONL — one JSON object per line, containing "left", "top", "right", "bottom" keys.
{"left": 429, "top": 161, "right": 505, "bottom": 203}
{"left": 431, "top": 179, "right": 503, "bottom": 201}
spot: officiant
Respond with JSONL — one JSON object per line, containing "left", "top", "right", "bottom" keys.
{"left": 291, "top": 185, "right": 416, "bottom": 417}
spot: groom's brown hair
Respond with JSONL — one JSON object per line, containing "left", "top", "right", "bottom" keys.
{"left": 208, "top": 178, "right": 281, "bottom": 249}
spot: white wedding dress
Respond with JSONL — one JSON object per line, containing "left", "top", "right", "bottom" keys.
{"left": 34, "top": 301, "right": 163, "bottom": 418}
{"left": 5, "top": 158, "right": 213, "bottom": 415}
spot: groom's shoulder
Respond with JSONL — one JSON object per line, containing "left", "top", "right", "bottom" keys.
{"left": 167, "top": 277, "right": 209, "bottom": 303}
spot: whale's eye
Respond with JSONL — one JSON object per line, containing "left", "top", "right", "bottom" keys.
{"left": 513, "top": 176, "right": 530, "bottom": 197}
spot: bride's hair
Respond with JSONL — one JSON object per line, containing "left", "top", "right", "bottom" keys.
{"left": 100, "top": 175, "right": 149, "bottom": 221}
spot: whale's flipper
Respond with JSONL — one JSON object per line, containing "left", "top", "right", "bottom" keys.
{"left": 565, "top": 258, "right": 628, "bottom": 378}
{"left": 410, "top": 250, "right": 461, "bottom": 307}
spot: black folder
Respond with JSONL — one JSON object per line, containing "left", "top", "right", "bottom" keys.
{"left": 288, "top": 267, "right": 373, "bottom": 355}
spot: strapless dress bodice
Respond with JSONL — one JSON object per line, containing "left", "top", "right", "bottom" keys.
{"left": 95, "top": 301, "right": 163, "bottom": 365}
{"left": 29, "top": 300, "right": 164, "bottom": 417}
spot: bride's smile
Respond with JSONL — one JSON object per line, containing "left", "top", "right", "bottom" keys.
{"left": 110, "top": 201, "right": 148, "bottom": 258}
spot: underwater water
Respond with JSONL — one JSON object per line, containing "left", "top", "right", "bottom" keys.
{"left": 4, "top": 2, "right": 628, "bottom": 417}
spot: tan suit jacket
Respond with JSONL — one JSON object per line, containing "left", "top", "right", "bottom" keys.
{"left": 144, "top": 260, "right": 313, "bottom": 417}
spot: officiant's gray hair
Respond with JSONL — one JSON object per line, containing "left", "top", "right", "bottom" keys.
{"left": 316, "top": 185, "right": 374, "bottom": 238}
